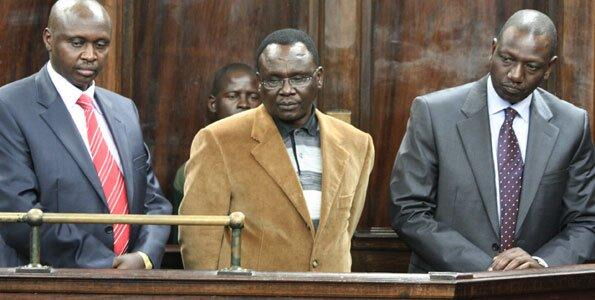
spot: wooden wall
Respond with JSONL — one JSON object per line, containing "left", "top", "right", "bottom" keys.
{"left": 0, "top": 0, "right": 593, "bottom": 234}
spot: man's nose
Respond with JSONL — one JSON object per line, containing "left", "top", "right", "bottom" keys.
{"left": 80, "top": 44, "right": 97, "bottom": 62}
{"left": 237, "top": 94, "right": 250, "bottom": 108}
{"left": 279, "top": 78, "right": 295, "bottom": 95}
{"left": 507, "top": 63, "right": 523, "bottom": 83}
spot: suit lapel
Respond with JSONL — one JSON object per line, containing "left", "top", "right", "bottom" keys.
{"left": 516, "top": 92, "right": 558, "bottom": 233}
{"left": 456, "top": 77, "right": 499, "bottom": 237}
{"left": 250, "top": 106, "right": 314, "bottom": 235}
{"left": 94, "top": 91, "right": 137, "bottom": 213}
{"left": 316, "top": 110, "right": 349, "bottom": 235}
{"left": 35, "top": 66, "right": 108, "bottom": 207}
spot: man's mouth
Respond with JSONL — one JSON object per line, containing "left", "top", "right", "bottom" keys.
{"left": 278, "top": 102, "right": 299, "bottom": 111}
{"left": 502, "top": 84, "right": 522, "bottom": 94}
{"left": 76, "top": 69, "right": 96, "bottom": 77}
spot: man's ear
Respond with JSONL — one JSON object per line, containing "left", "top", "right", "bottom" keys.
{"left": 42, "top": 28, "right": 52, "bottom": 52}
{"left": 315, "top": 66, "right": 324, "bottom": 89}
{"left": 543, "top": 55, "right": 558, "bottom": 81}
{"left": 207, "top": 95, "right": 217, "bottom": 113}
{"left": 490, "top": 38, "right": 497, "bottom": 60}
{"left": 255, "top": 72, "right": 262, "bottom": 93}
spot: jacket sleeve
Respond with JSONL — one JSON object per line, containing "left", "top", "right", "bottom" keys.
{"left": 389, "top": 97, "right": 493, "bottom": 272}
{"left": 533, "top": 110, "right": 595, "bottom": 265}
{"left": 347, "top": 133, "right": 375, "bottom": 236}
{"left": 179, "top": 128, "right": 231, "bottom": 270}
{"left": 129, "top": 143, "right": 172, "bottom": 268}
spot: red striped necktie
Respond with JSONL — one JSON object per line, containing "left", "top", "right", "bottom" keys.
{"left": 77, "top": 94, "right": 130, "bottom": 256}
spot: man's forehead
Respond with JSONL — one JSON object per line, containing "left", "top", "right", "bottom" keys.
{"left": 499, "top": 27, "right": 551, "bottom": 60}
{"left": 223, "top": 72, "right": 257, "bottom": 85}
{"left": 260, "top": 42, "right": 314, "bottom": 65}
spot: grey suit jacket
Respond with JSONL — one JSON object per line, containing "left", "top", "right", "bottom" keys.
{"left": 390, "top": 76, "right": 595, "bottom": 273}
{"left": 0, "top": 65, "right": 171, "bottom": 268}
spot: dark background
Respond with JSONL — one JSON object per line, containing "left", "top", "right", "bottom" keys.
{"left": 1, "top": 1, "right": 593, "bottom": 270}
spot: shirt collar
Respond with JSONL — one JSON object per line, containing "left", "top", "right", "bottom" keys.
{"left": 487, "top": 75, "right": 531, "bottom": 121}
{"left": 274, "top": 105, "right": 319, "bottom": 138}
{"left": 47, "top": 61, "right": 96, "bottom": 110}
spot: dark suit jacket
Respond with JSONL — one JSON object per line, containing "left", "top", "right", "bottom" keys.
{"left": 390, "top": 76, "right": 595, "bottom": 272}
{"left": 0, "top": 65, "right": 171, "bottom": 268}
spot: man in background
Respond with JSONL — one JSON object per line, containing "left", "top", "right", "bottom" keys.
{"left": 390, "top": 10, "right": 595, "bottom": 272}
{"left": 169, "top": 63, "right": 260, "bottom": 243}
{"left": 0, "top": 0, "right": 171, "bottom": 268}
{"left": 179, "top": 29, "right": 375, "bottom": 272}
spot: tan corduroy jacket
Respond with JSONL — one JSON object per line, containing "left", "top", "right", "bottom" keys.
{"left": 179, "top": 105, "right": 374, "bottom": 272}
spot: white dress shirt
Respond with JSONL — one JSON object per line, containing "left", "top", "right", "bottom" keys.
{"left": 487, "top": 76, "right": 548, "bottom": 267}
{"left": 47, "top": 62, "right": 122, "bottom": 170}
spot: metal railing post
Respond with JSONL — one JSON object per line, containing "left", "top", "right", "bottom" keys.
{"left": 218, "top": 212, "right": 251, "bottom": 275}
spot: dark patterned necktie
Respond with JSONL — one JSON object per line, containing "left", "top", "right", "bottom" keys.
{"left": 497, "top": 107, "right": 524, "bottom": 251}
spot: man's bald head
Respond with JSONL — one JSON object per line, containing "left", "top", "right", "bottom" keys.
{"left": 43, "top": 0, "right": 112, "bottom": 90}
{"left": 48, "top": 0, "right": 111, "bottom": 32}
{"left": 497, "top": 9, "right": 557, "bottom": 58}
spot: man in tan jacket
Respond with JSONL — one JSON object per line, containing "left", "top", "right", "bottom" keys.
{"left": 179, "top": 29, "right": 375, "bottom": 272}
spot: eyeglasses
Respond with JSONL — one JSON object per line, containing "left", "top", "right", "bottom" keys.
{"left": 260, "top": 69, "right": 319, "bottom": 89}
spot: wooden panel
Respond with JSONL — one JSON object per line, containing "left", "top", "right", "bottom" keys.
{"left": 0, "top": 1, "right": 51, "bottom": 86}
{"left": 554, "top": 0, "right": 595, "bottom": 135}
{"left": 318, "top": 0, "right": 362, "bottom": 124}
{"left": 94, "top": 0, "right": 132, "bottom": 95}
{"left": 131, "top": 0, "right": 312, "bottom": 198}
{"left": 1, "top": 265, "right": 594, "bottom": 298}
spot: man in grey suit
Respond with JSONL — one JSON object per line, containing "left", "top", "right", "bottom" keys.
{"left": 390, "top": 10, "right": 595, "bottom": 273}
{"left": 0, "top": 0, "right": 171, "bottom": 268}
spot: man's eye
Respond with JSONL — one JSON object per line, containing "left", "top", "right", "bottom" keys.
{"left": 526, "top": 64, "right": 539, "bottom": 71}
{"left": 71, "top": 40, "right": 84, "bottom": 47}
{"left": 226, "top": 93, "right": 239, "bottom": 99}
{"left": 501, "top": 56, "right": 512, "bottom": 63}
{"left": 291, "top": 77, "right": 308, "bottom": 83}
{"left": 95, "top": 41, "right": 109, "bottom": 49}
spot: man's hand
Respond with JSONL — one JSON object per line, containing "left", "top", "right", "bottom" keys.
{"left": 112, "top": 253, "right": 146, "bottom": 269}
{"left": 488, "top": 247, "right": 543, "bottom": 271}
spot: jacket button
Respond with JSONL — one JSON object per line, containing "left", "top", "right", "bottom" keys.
{"left": 105, "top": 226, "right": 113, "bottom": 234}
{"left": 492, "top": 243, "right": 500, "bottom": 252}
{"left": 312, "top": 259, "right": 319, "bottom": 268}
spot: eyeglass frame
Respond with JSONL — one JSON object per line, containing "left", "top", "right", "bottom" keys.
{"left": 259, "top": 67, "right": 322, "bottom": 90}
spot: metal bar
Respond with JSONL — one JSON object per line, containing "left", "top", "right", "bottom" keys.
{"left": 0, "top": 212, "right": 231, "bottom": 226}
{"left": 2, "top": 209, "right": 250, "bottom": 275}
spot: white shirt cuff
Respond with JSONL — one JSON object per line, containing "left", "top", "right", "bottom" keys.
{"left": 532, "top": 256, "right": 548, "bottom": 267}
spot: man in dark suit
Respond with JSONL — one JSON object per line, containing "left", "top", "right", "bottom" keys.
{"left": 0, "top": 0, "right": 171, "bottom": 269}
{"left": 390, "top": 9, "right": 595, "bottom": 273}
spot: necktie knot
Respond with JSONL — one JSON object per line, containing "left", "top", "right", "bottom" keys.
{"left": 504, "top": 107, "right": 518, "bottom": 122}
{"left": 77, "top": 94, "right": 94, "bottom": 111}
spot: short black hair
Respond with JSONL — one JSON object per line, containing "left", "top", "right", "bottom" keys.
{"left": 210, "top": 63, "right": 256, "bottom": 96}
{"left": 497, "top": 9, "right": 557, "bottom": 58}
{"left": 256, "top": 28, "right": 319, "bottom": 69}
